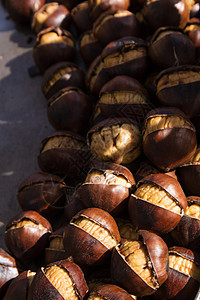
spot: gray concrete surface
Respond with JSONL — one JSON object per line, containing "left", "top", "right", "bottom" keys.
{"left": 0, "top": 3, "right": 53, "bottom": 249}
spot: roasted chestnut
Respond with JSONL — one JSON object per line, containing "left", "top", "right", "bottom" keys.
{"left": 89, "top": 0, "right": 130, "bottom": 20}
{"left": 88, "top": 284, "right": 134, "bottom": 299}
{"left": 4, "top": 211, "right": 52, "bottom": 265}
{"left": 116, "top": 218, "right": 138, "bottom": 242}
{"left": 28, "top": 260, "right": 88, "bottom": 299}
{"left": 142, "top": 107, "right": 197, "bottom": 171}
{"left": 71, "top": 1, "right": 93, "bottom": 33}
{"left": 111, "top": 230, "right": 168, "bottom": 296}
{"left": 129, "top": 173, "right": 188, "bottom": 234}
{"left": 63, "top": 207, "right": 121, "bottom": 267}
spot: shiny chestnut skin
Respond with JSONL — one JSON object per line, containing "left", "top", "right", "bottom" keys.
{"left": 63, "top": 208, "right": 121, "bottom": 268}
{"left": 28, "top": 260, "right": 88, "bottom": 300}
{"left": 6, "top": 0, "right": 45, "bottom": 24}
{"left": 88, "top": 284, "right": 133, "bottom": 300}
{"left": 153, "top": 246, "right": 200, "bottom": 300}
{"left": 31, "top": 2, "right": 71, "bottom": 33}
{"left": 89, "top": 0, "right": 130, "bottom": 20}
{"left": 142, "top": 0, "right": 190, "bottom": 31}
{"left": 4, "top": 210, "right": 52, "bottom": 265}
{"left": 71, "top": 1, "right": 93, "bottom": 33}
{"left": 38, "top": 131, "right": 91, "bottom": 179}
{"left": 142, "top": 107, "right": 197, "bottom": 171}
{"left": 80, "top": 163, "right": 135, "bottom": 216}
{"left": 17, "top": 172, "right": 67, "bottom": 219}
{"left": 93, "top": 9, "right": 140, "bottom": 46}
{"left": 33, "top": 27, "right": 75, "bottom": 73}
{"left": 42, "top": 61, "right": 85, "bottom": 99}
{"left": 129, "top": 173, "right": 188, "bottom": 234}
{"left": 111, "top": 230, "right": 168, "bottom": 296}
{"left": 148, "top": 27, "right": 195, "bottom": 69}
{"left": 47, "top": 87, "right": 92, "bottom": 133}
{"left": 156, "top": 65, "right": 200, "bottom": 118}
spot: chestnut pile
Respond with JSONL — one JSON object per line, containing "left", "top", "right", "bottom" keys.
{"left": 2, "top": 0, "right": 200, "bottom": 299}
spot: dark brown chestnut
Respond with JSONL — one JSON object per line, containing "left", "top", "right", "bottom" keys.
{"left": 63, "top": 207, "right": 121, "bottom": 267}
{"left": 4, "top": 210, "right": 52, "bottom": 265}
{"left": 142, "top": 107, "right": 197, "bottom": 171}
{"left": 42, "top": 61, "right": 85, "bottom": 99}
{"left": 47, "top": 87, "right": 92, "bottom": 133}
{"left": 111, "top": 230, "right": 168, "bottom": 296}
{"left": 64, "top": 185, "right": 85, "bottom": 223}
{"left": 148, "top": 27, "right": 195, "bottom": 69}
{"left": 71, "top": 1, "right": 93, "bottom": 33}
{"left": 6, "top": 0, "right": 45, "bottom": 24}
{"left": 17, "top": 172, "right": 67, "bottom": 219}
{"left": 28, "top": 260, "right": 88, "bottom": 299}
{"left": 87, "top": 118, "right": 142, "bottom": 165}
{"left": 93, "top": 9, "right": 140, "bottom": 46}
{"left": 89, "top": 0, "right": 130, "bottom": 20}
{"left": 33, "top": 27, "right": 75, "bottom": 73}
{"left": 129, "top": 173, "right": 188, "bottom": 234}
{"left": 80, "top": 163, "right": 135, "bottom": 216}
{"left": 88, "top": 284, "right": 134, "bottom": 299}
{"left": 31, "top": 2, "right": 71, "bottom": 33}
{"left": 156, "top": 65, "right": 200, "bottom": 118}
{"left": 184, "top": 18, "right": 200, "bottom": 65}
{"left": 38, "top": 131, "right": 92, "bottom": 179}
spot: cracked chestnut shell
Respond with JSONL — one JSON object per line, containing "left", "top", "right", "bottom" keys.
{"left": 93, "top": 9, "right": 140, "bottom": 46}
{"left": 87, "top": 118, "right": 142, "bottom": 165}
{"left": 142, "top": 107, "right": 197, "bottom": 171}
{"left": 71, "top": 1, "right": 93, "bottom": 33}
{"left": 153, "top": 246, "right": 200, "bottom": 300}
{"left": 4, "top": 211, "right": 52, "bottom": 265}
{"left": 17, "top": 172, "right": 67, "bottom": 219}
{"left": 129, "top": 173, "right": 188, "bottom": 234}
{"left": 89, "top": 0, "right": 130, "bottom": 20}
{"left": 6, "top": 0, "right": 45, "bottom": 24}
{"left": 33, "top": 27, "right": 75, "bottom": 73}
{"left": 63, "top": 207, "right": 121, "bottom": 267}
{"left": 88, "top": 284, "right": 134, "bottom": 300}
{"left": 28, "top": 260, "right": 88, "bottom": 300}
{"left": 47, "top": 87, "right": 92, "bottom": 133}
{"left": 111, "top": 230, "right": 168, "bottom": 297}
{"left": 80, "top": 163, "right": 135, "bottom": 216}
{"left": 42, "top": 61, "right": 85, "bottom": 99}
{"left": 38, "top": 131, "right": 91, "bottom": 179}
{"left": 156, "top": 65, "right": 200, "bottom": 118}
{"left": 149, "top": 27, "right": 195, "bottom": 69}
{"left": 31, "top": 2, "right": 71, "bottom": 33}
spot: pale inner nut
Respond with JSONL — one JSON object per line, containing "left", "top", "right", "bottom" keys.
{"left": 135, "top": 182, "right": 181, "bottom": 214}
{"left": 189, "top": 148, "right": 200, "bottom": 163}
{"left": 33, "top": 3, "right": 59, "bottom": 32}
{"left": 185, "top": 24, "right": 200, "bottom": 32}
{"left": 103, "top": 47, "right": 146, "bottom": 68}
{"left": 42, "top": 136, "right": 85, "bottom": 153}
{"left": 45, "top": 266, "right": 78, "bottom": 300}
{"left": 120, "top": 240, "right": 158, "bottom": 289}
{"left": 185, "top": 204, "right": 200, "bottom": 219}
{"left": 136, "top": 161, "right": 159, "bottom": 177}
{"left": 43, "top": 66, "right": 77, "bottom": 95}
{"left": 117, "top": 219, "right": 138, "bottom": 241}
{"left": 99, "top": 91, "right": 147, "bottom": 105}
{"left": 39, "top": 32, "right": 74, "bottom": 46}
{"left": 88, "top": 296, "right": 105, "bottom": 300}
{"left": 80, "top": 32, "right": 97, "bottom": 47}
{"left": 74, "top": 216, "right": 117, "bottom": 249}
{"left": 143, "top": 115, "right": 192, "bottom": 140}
{"left": 8, "top": 219, "right": 47, "bottom": 231}
{"left": 90, "top": 123, "right": 142, "bottom": 164}
{"left": 85, "top": 169, "right": 132, "bottom": 187}
{"left": 154, "top": 30, "right": 183, "bottom": 42}
{"left": 157, "top": 71, "right": 200, "bottom": 92}
{"left": 49, "top": 237, "right": 64, "bottom": 250}
{"left": 169, "top": 254, "right": 200, "bottom": 281}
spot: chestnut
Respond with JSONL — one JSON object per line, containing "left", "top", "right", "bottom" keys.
{"left": 4, "top": 210, "right": 52, "bottom": 265}
{"left": 156, "top": 65, "right": 200, "bottom": 118}
{"left": 185, "top": 18, "right": 200, "bottom": 65}
{"left": 47, "top": 87, "right": 92, "bottom": 133}
{"left": 129, "top": 173, "right": 188, "bottom": 234}
{"left": 111, "top": 230, "right": 168, "bottom": 296}
{"left": 142, "top": 107, "right": 197, "bottom": 171}
{"left": 80, "top": 163, "right": 135, "bottom": 216}
{"left": 88, "top": 284, "right": 134, "bottom": 299}
{"left": 87, "top": 118, "right": 142, "bottom": 165}
{"left": 33, "top": 27, "right": 75, "bottom": 73}
{"left": 89, "top": 0, "right": 130, "bottom": 20}
{"left": 17, "top": 172, "right": 67, "bottom": 219}
{"left": 79, "top": 30, "right": 103, "bottom": 66}
{"left": 31, "top": 2, "right": 71, "bottom": 33}
{"left": 148, "top": 27, "right": 195, "bottom": 69}
{"left": 6, "top": 0, "right": 45, "bottom": 24}
{"left": 63, "top": 207, "right": 121, "bottom": 267}
{"left": 64, "top": 185, "right": 85, "bottom": 223}
{"left": 38, "top": 131, "right": 92, "bottom": 179}
{"left": 116, "top": 218, "right": 138, "bottom": 242}
{"left": 153, "top": 246, "right": 200, "bottom": 300}
{"left": 93, "top": 9, "right": 140, "bottom": 46}
{"left": 28, "top": 260, "right": 88, "bottom": 299}
{"left": 71, "top": 1, "right": 93, "bottom": 33}
{"left": 42, "top": 61, "right": 85, "bottom": 99}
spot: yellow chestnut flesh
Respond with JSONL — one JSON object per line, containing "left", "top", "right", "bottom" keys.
{"left": 42, "top": 136, "right": 84, "bottom": 153}
{"left": 49, "top": 237, "right": 64, "bottom": 250}
{"left": 100, "top": 91, "right": 147, "bottom": 105}
{"left": 185, "top": 204, "right": 200, "bottom": 219}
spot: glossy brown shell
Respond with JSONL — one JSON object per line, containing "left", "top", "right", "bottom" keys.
{"left": 89, "top": 0, "right": 130, "bottom": 20}
{"left": 71, "top": 1, "right": 93, "bottom": 33}
{"left": 176, "top": 163, "right": 200, "bottom": 196}
{"left": 90, "top": 284, "right": 133, "bottom": 300}
{"left": 3, "top": 271, "right": 30, "bottom": 300}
